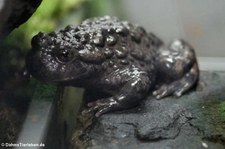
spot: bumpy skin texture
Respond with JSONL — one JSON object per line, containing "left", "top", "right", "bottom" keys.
{"left": 26, "top": 16, "right": 199, "bottom": 117}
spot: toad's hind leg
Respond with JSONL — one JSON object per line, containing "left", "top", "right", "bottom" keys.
{"left": 153, "top": 39, "right": 199, "bottom": 99}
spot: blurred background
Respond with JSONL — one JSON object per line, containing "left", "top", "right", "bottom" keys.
{"left": 120, "top": 0, "right": 225, "bottom": 71}
{"left": 0, "top": 0, "right": 225, "bottom": 147}
{"left": 121, "top": 0, "right": 225, "bottom": 58}
{"left": 5, "top": 0, "right": 225, "bottom": 70}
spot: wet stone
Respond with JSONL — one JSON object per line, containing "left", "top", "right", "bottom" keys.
{"left": 71, "top": 71, "right": 225, "bottom": 149}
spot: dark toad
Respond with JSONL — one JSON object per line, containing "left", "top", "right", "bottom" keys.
{"left": 26, "top": 16, "right": 199, "bottom": 117}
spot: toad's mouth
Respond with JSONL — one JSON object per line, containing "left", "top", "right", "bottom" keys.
{"left": 27, "top": 69, "right": 89, "bottom": 87}
{"left": 47, "top": 71, "right": 89, "bottom": 85}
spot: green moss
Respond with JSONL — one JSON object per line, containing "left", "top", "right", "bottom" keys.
{"left": 218, "top": 101, "right": 225, "bottom": 122}
{"left": 32, "top": 81, "right": 57, "bottom": 101}
{"left": 204, "top": 99, "right": 225, "bottom": 134}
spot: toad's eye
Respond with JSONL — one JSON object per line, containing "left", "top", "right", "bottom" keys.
{"left": 56, "top": 49, "right": 74, "bottom": 63}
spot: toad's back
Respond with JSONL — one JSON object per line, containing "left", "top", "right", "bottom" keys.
{"left": 56, "top": 16, "right": 162, "bottom": 72}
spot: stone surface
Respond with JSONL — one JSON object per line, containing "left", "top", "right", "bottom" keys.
{"left": 0, "top": 0, "right": 42, "bottom": 41}
{"left": 71, "top": 71, "right": 225, "bottom": 149}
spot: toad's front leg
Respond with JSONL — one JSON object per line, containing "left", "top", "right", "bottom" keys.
{"left": 82, "top": 68, "right": 152, "bottom": 117}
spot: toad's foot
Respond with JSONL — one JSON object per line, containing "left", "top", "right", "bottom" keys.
{"left": 153, "top": 63, "right": 198, "bottom": 99}
{"left": 82, "top": 97, "right": 121, "bottom": 117}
